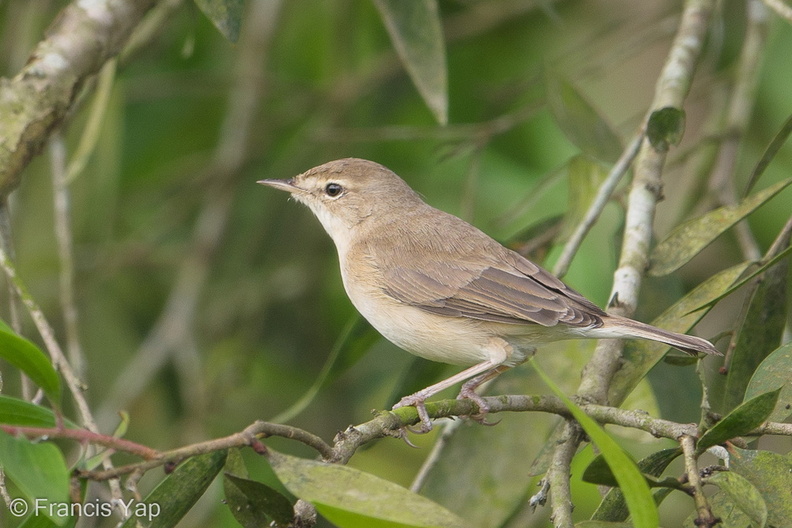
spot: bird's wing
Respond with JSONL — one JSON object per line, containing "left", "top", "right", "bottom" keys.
{"left": 378, "top": 242, "right": 606, "bottom": 328}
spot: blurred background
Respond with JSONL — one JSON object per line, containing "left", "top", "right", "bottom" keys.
{"left": 1, "top": 0, "right": 791, "bottom": 526}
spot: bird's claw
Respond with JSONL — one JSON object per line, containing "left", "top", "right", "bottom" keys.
{"left": 393, "top": 395, "right": 434, "bottom": 433}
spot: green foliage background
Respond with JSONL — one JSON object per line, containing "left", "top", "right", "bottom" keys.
{"left": 0, "top": 1, "right": 790, "bottom": 527}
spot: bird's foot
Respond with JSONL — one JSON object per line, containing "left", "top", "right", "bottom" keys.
{"left": 393, "top": 395, "right": 433, "bottom": 433}
{"left": 456, "top": 386, "right": 500, "bottom": 426}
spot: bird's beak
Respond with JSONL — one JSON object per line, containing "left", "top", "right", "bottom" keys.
{"left": 257, "top": 178, "right": 303, "bottom": 194}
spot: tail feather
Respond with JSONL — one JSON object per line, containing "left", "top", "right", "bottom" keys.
{"left": 602, "top": 317, "right": 721, "bottom": 356}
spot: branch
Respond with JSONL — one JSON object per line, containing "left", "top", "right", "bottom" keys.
{"left": 552, "top": 130, "right": 644, "bottom": 278}
{"left": 762, "top": 0, "right": 792, "bottom": 23}
{"left": 96, "top": 0, "right": 283, "bottom": 429}
{"left": 681, "top": 435, "right": 718, "bottom": 527}
{"left": 578, "top": 0, "right": 717, "bottom": 405}
{"left": 77, "top": 420, "right": 333, "bottom": 481}
{"left": 71, "top": 391, "right": 792, "bottom": 485}
{"left": 0, "top": 425, "right": 159, "bottom": 460}
{"left": 706, "top": 0, "right": 769, "bottom": 261}
{"left": 546, "top": 422, "right": 580, "bottom": 528}
{"left": 0, "top": 0, "right": 157, "bottom": 196}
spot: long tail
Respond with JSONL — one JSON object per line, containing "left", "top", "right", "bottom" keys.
{"left": 603, "top": 316, "right": 721, "bottom": 356}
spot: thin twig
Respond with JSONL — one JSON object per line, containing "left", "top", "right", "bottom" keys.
{"left": 50, "top": 135, "right": 86, "bottom": 377}
{"left": 552, "top": 0, "right": 717, "bottom": 521}
{"left": 79, "top": 420, "right": 333, "bottom": 481}
{"left": 680, "top": 435, "right": 718, "bottom": 527}
{"left": 762, "top": 0, "right": 792, "bottom": 22}
{"left": 552, "top": 131, "right": 644, "bottom": 278}
{"left": 0, "top": 244, "right": 124, "bottom": 499}
{"left": 0, "top": 425, "right": 159, "bottom": 460}
{"left": 97, "top": 0, "right": 284, "bottom": 428}
{"left": 64, "top": 392, "right": 792, "bottom": 483}
{"left": 547, "top": 422, "right": 580, "bottom": 528}
{"left": 706, "top": 0, "right": 769, "bottom": 261}
{"left": 0, "top": 200, "right": 32, "bottom": 400}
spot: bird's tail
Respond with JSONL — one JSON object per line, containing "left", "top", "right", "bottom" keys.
{"left": 602, "top": 317, "right": 721, "bottom": 356}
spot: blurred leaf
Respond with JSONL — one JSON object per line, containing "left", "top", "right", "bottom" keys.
{"left": 65, "top": 60, "right": 116, "bottom": 183}
{"left": 271, "top": 315, "right": 380, "bottom": 423}
{"left": 532, "top": 360, "right": 659, "bottom": 528}
{"left": 683, "top": 490, "right": 753, "bottom": 528}
{"left": 0, "top": 429, "right": 70, "bottom": 526}
{"left": 744, "top": 342, "right": 792, "bottom": 422}
{"left": 744, "top": 112, "right": 792, "bottom": 195}
{"left": 545, "top": 76, "right": 623, "bottom": 161}
{"left": 120, "top": 450, "right": 227, "bottom": 528}
{"left": 697, "top": 388, "right": 780, "bottom": 454}
{"left": 661, "top": 354, "right": 699, "bottom": 366}
{"left": 268, "top": 450, "right": 466, "bottom": 528}
{"left": 422, "top": 366, "right": 559, "bottom": 525}
{"left": 0, "top": 320, "right": 61, "bottom": 406}
{"left": 385, "top": 356, "right": 447, "bottom": 409}
{"left": 609, "top": 262, "right": 751, "bottom": 406}
{"left": 650, "top": 178, "right": 792, "bottom": 276}
{"left": 697, "top": 246, "right": 792, "bottom": 317}
{"left": 585, "top": 448, "right": 682, "bottom": 490}
{"left": 224, "top": 473, "right": 294, "bottom": 528}
{"left": 705, "top": 471, "right": 767, "bottom": 528}
{"left": 0, "top": 395, "right": 56, "bottom": 427}
{"left": 559, "top": 155, "right": 609, "bottom": 240}
{"left": 721, "top": 253, "right": 788, "bottom": 412}
{"left": 728, "top": 446, "right": 792, "bottom": 527}
{"left": 373, "top": 0, "right": 448, "bottom": 125}
{"left": 576, "top": 522, "right": 636, "bottom": 528}
{"left": 16, "top": 514, "right": 76, "bottom": 528}
{"left": 646, "top": 107, "right": 685, "bottom": 152}
{"left": 193, "top": 0, "right": 244, "bottom": 42}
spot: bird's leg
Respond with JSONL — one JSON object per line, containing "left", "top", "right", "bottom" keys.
{"left": 457, "top": 365, "right": 512, "bottom": 423}
{"left": 393, "top": 358, "right": 503, "bottom": 432}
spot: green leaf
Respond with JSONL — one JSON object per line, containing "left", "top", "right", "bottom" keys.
{"left": 0, "top": 320, "right": 61, "bottom": 405}
{"left": 16, "top": 513, "right": 76, "bottom": 528}
{"left": 585, "top": 448, "right": 682, "bottom": 489}
{"left": 373, "top": 0, "right": 448, "bottom": 125}
{"left": 532, "top": 360, "right": 659, "bottom": 528}
{"left": 0, "top": 395, "right": 56, "bottom": 427}
{"left": 646, "top": 107, "right": 685, "bottom": 152}
{"left": 271, "top": 315, "right": 380, "bottom": 423}
{"left": 0, "top": 429, "right": 70, "bottom": 526}
{"left": 576, "top": 522, "right": 634, "bottom": 528}
{"left": 693, "top": 243, "right": 792, "bottom": 312}
{"left": 267, "top": 450, "right": 466, "bottom": 528}
{"left": 193, "top": 0, "right": 244, "bottom": 42}
{"left": 705, "top": 471, "right": 767, "bottom": 528}
{"left": 120, "top": 450, "right": 227, "bottom": 528}
{"left": 224, "top": 473, "right": 294, "bottom": 528}
{"left": 545, "top": 76, "right": 623, "bottom": 161}
{"left": 649, "top": 178, "right": 792, "bottom": 276}
{"left": 743, "top": 112, "right": 792, "bottom": 195}
{"left": 421, "top": 361, "right": 567, "bottom": 525}
{"left": 683, "top": 491, "right": 752, "bottom": 528}
{"left": 697, "top": 388, "right": 781, "bottom": 453}
{"left": 559, "top": 155, "right": 610, "bottom": 240}
{"left": 721, "top": 253, "right": 788, "bottom": 412}
{"left": 728, "top": 446, "right": 792, "bottom": 527}
{"left": 609, "top": 262, "right": 752, "bottom": 407}
{"left": 744, "top": 342, "right": 792, "bottom": 422}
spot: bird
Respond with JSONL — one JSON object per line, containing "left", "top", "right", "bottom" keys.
{"left": 259, "top": 158, "right": 720, "bottom": 431}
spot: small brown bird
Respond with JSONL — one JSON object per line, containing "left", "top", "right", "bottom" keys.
{"left": 260, "top": 158, "right": 719, "bottom": 431}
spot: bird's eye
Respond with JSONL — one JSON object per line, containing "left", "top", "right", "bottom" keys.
{"left": 325, "top": 183, "right": 343, "bottom": 197}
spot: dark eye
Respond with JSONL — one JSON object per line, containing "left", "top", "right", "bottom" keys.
{"left": 325, "top": 183, "right": 343, "bottom": 197}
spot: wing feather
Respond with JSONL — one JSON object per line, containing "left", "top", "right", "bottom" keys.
{"left": 361, "top": 208, "right": 606, "bottom": 329}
